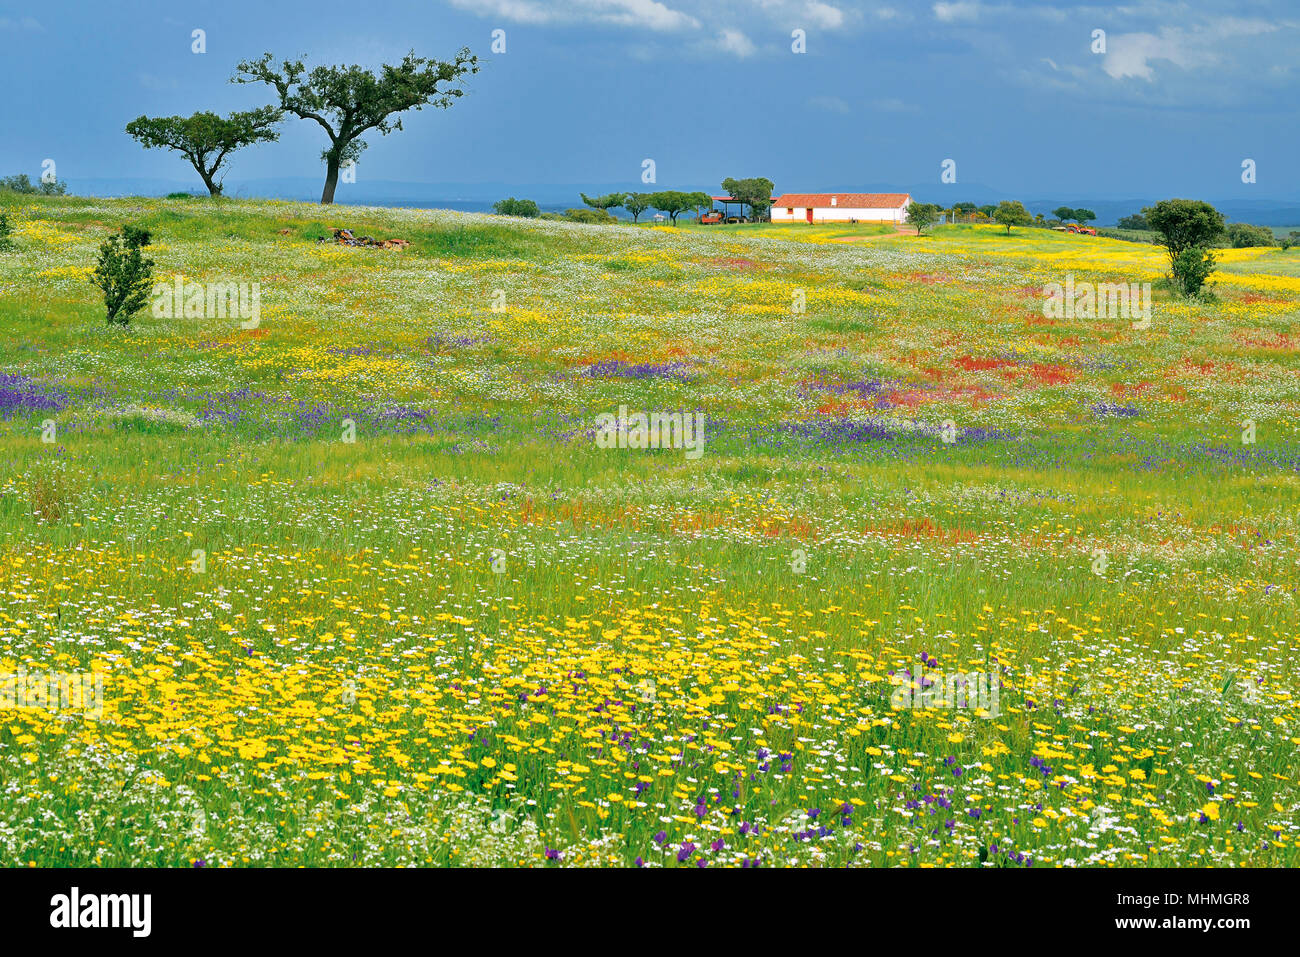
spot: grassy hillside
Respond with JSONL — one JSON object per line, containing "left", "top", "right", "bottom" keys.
{"left": 2, "top": 194, "right": 1299, "bottom": 867}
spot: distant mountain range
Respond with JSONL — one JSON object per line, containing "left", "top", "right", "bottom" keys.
{"left": 63, "top": 177, "right": 1300, "bottom": 227}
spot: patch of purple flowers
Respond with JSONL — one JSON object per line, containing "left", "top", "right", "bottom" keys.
{"left": 0, "top": 373, "right": 67, "bottom": 417}
{"left": 585, "top": 359, "right": 695, "bottom": 382}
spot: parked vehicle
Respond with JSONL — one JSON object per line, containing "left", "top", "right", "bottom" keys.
{"left": 699, "top": 210, "right": 724, "bottom": 225}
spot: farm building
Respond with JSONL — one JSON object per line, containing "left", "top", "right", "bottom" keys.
{"left": 770, "top": 192, "right": 912, "bottom": 224}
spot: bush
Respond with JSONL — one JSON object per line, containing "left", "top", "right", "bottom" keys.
{"left": 0, "top": 173, "right": 67, "bottom": 195}
{"left": 1117, "top": 213, "right": 1149, "bottom": 231}
{"left": 563, "top": 208, "right": 617, "bottom": 224}
{"left": 1171, "top": 246, "right": 1216, "bottom": 297}
{"left": 0, "top": 212, "right": 12, "bottom": 250}
{"left": 1226, "top": 222, "right": 1276, "bottom": 248}
{"left": 492, "top": 197, "right": 540, "bottom": 218}
{"left": 89, "top": 225, "right": 155, "bottom": 326}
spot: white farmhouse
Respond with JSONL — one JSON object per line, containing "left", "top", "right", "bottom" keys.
{"left": 769, "top": 192, "right": 911, "bottom": 224}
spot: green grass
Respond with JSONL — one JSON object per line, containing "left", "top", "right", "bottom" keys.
{"left": 1, "top": 196, "right": 1299, "bottom": 867}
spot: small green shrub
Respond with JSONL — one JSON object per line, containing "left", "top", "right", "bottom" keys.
{"left": 0, "top": 212, "right": 12, "bottom": 250}
{"left": 563, "top": 208, "right": 617, "bottom": 224}
{"left": 492, "top": 197, "right": 540, "bottom": 218}
{"left": 1172, "top": 246, "right": 1216, "bottom": 297}
{"left": 89, "top": 225, "right": 155, "bottom": 326}
{"left": 1226, "top": 222, "right": 1276, "bottom": 248}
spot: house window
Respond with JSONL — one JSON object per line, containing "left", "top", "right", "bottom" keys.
{"left": 787, "top": 208, "right": 794, "bottom": 214}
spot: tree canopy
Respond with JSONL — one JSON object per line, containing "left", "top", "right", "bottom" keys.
{"left": 721, "top": 177, "right": 774, "bottom": 220}
{"left": 993, "top": 200, "right": 1033, "bottom": 234}
{"left": 1142, "top": 199, "right": 1225, "bottom": 264}
{"left": 125, "top": 108, "right": 282, "bottom": 196}
{"left": 493, "top": 197, "right": 540, "bottom": 218}
{"left": 233, "top": 49, "right": 478, "bottom": 204}
{"left": 906, "top": 202, "right": 941, "bottom": 235}
{"left": 622, "top": 192, "right": 652, "bottom": 223}
{"left": 580, "top": 192, "right": 625, "bottom": 215}
{"left": 648, "top": 191, "right": 694, "bottom": 224}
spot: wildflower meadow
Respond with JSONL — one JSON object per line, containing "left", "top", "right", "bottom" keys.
{"left": 2, "top": 194, "right": 1299, "bottom": 869}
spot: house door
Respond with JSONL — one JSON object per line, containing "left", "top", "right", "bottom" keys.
{"left": 806, "top": 208, "right": 814, "bottom": 223}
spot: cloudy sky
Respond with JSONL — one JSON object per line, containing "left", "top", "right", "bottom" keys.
{"left": 2, "top": 0, "right": 1297, "bottom": 199}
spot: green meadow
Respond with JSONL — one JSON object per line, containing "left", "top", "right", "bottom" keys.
{"left": 1, "top": 193, "right": 1299, "bottom": 867}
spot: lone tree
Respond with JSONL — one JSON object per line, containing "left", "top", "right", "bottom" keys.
{"left": 906, "top": 202, "right": 941, "bottom": 235}
{"left": 233, "top": 48, "right": 478, "bottom": 204}
{"left": 648, "top": 191, "right": 694, "bottom": 225}
{"left": 125, "top": 109, "right": 282, "bottom": 196}
{"left": 1052, "top": 206, "right": 1076, "bottom": 223}
{"left": 1143, "top": 199, "right": 1225, "bottom": 295}
{"left": 623, "top": 192, "right": 652, "bottom": 223}
{"left": 1074, "top": 208, "right": 1097, "bottom": 225}
{"left": 721, "top": 177, "right": 774, "bottom": 221}
{"left": 993, "top": 200, "right": 1033, "bottom": 234}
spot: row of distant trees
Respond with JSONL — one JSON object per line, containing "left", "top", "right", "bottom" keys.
{"left": 124, "top": 48, "right": 478, "bottom": 204}
{"left": 579, "top": 191, "right": 709, "bottom": 224}
{"left": 497, "top": 177, "right": 777, "bottom": 225}
{"left": 0, "top": 173, "right": 68, "bottom": 195}
{"left": 901, "top": 198, "right": 1277, "bottom": 297}
{"left": 906, "top": 200, "right": 1036, "bottom": 235}
{"left": 904, "top": 201, "right": 1089, "bottom": 234}
{"left": 580, "top": 177, "right": 775, "bottom": 223}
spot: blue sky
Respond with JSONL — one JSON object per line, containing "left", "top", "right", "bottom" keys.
{"left": 2, "top": 0, "right": 1297, "bottom": 200}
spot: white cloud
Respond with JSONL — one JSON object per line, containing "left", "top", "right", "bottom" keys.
{"left": 932, "top": 2, "right": 980, "bottom": 22}
{"left": 449, "top": 0, "right": 700, "bottom": 31}
{"left": 718, "top": 28, "right": 756, "bottom": 56}
{"left": 808, "top": 94, "right": 850, "bottom": 113}
{"left": 1101, "top": 31, "right": 1189, "bottom": 80}
{"left": 1102, "top": 19, "right": 1277, "bottom": 81}
{"left": 804, "top": 2, "right": 844, "bottom": 29}
{"left": 0, "top": 16, "right": 43, "bottom": 30}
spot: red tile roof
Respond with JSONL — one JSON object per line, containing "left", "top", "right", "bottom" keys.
{"left": 771, "top": 192, "right": 910, "bottom": 209}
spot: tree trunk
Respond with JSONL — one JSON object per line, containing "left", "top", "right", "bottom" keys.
{"left": 321, "top": 153, "right": 341, "bottom": 205}
{"left": 199, "top": 169, "right": 222, "bottom": 197}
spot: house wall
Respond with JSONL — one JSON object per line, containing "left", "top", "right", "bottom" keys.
{"left": 770, "top": 203, "right": 910, "bottom": 223}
